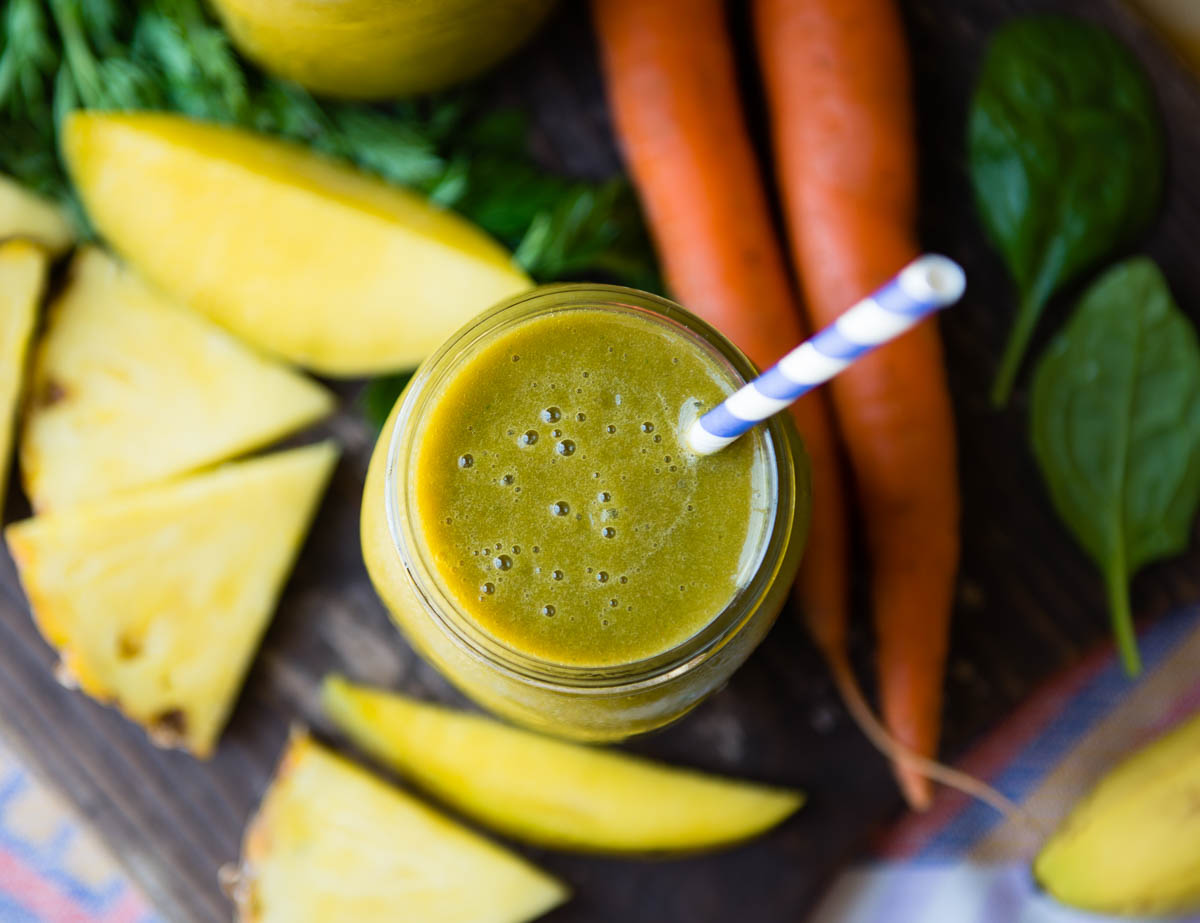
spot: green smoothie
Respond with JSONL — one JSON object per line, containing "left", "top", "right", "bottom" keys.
{"left": 412, "top": 307, "right": 770, "bottom": 668}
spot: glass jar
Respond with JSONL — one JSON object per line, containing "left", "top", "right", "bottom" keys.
{"left": 361, "top": 284, "right": 809, "bottom": 741}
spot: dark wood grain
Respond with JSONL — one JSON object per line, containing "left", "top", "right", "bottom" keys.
{"left": 2, "top": 2, "right": 1199, "bottom": 921}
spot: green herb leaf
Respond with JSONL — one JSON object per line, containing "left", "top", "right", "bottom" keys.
{"left": 360, "top": 373, "right": 414, "bottom": 431}
{"left": 968, "top": 16, "right": 1164, "bottom": 406}
{"left": 1030, "top": 258, "right": 1200, "bottom": 674}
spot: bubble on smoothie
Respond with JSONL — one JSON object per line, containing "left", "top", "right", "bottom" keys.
{"left": 597, "top": 491, "right": 611, "bottom": 502}
{"left": 512, "top": 354, "right": 520, "bottom": 362}
{"left": 542, "top": 406, "right": 561, "bottom": 423}
{"left": 493, "top": 554, "right": 512, "bottom": 571}
{"left": 556, "top": 439, "right": 576, "bottom": 457}
{"left": 601, "top": 618, "right": 610, "bottom": 627}
{"left": 550, "top": 501, "right": 569, "bottom": 516}
{"left": 601, "top": 527, "right": 616, "bottom": 539}
{"left": 641, "top": 421, "right": 654, "bottom": 433}
{"left": 609, "top": 598, "right": 618, "bottom": 607}
{"left": 532, "top": 545, "right": 541, "bottom": 554}
{"left": 653, "top": 434, "right": 662, "bottom": 444}
{"left": 500, "top": 473, "right": 514, "bottom": 486}
{"left": 541, "top": 604, "right": 556, "bottom": 617}
{"left": 619, "top": 576, "right": 628, "bottom": 584}
{"left": 519, "top": 430, "right": 538, "bottom": 446}
{"left": 605, "top": 424, "right": 616, "bottom": 434}
{"left": 552, "top": 569, "right": 564, "bottom": 581}
{"left": 457, "top": 454, "right": 473, "bottom": 469}
{"left": 551, "top": 428, "right": 562, "bottom": 438}
{"left": 512, "top": 545, "right": 521, "bottom": 554}
{"left": 576, "top": 412, "right": 586, "bottom": 421}
{"left": 480, "top": 582, "right": 495, "bottom": 595}
{"left": 596, "top": 571, "right": 609, "bottom": 583}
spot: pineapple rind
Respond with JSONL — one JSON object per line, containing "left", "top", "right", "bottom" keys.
{"left": 6, "top": 442, "right": 339, "bottom": 756}
{"left": 21, "top": 247, "right": 334, "bottom": 512}
{"left": 238, "top": 734, "right": 568, "bottom": 923}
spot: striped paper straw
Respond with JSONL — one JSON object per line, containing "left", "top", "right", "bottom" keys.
{"left": 686, "top": 255, "right": 966, "bottom": 455}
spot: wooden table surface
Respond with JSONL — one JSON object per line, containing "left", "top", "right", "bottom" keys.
{"left": 3, "top": 1, "right": 1200, "bottom": 921}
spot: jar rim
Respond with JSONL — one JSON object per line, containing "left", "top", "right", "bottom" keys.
{"left": 382, "top": 283, "right": 801, "bottom": 695}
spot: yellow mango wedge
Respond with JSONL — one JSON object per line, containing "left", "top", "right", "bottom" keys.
{"left": 322, "top": 676, "right": 804, "bottom": 852}
{"left": 0, "top": 241, "right": 49, "bottom": 521}
{"left": 6, "top": 442, "right": 338, "bottom": 757}
{"left": 20, "top": 248, "right": 334, "bottom": 512}
{"left": 230, "top": 734, "right": 568, "bottom": 923}
{"left": 63, "top": 112, "right": 532, "bottom": 376}
{"left": 0, "top": 174, "right": 73, "bottom": 256}
{"left": 1035, "top": 711, "right": 1200, "bottom": 917}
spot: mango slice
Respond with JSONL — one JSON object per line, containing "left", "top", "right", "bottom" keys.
{"left": 0, "top": 174, "right": 74, "bottom": 256}
{"left": 231, "top": 734, "right": 568, "bottom": 923}
{"left": 0, "top": 241, "right": 49, "bottom": 520}
{"left": 1035, "top": 711, "right": 1200, "bottom": 917}
{"left": 20, "top": 248, "right": 333, "bottom": 512}
{"left": 322, "top": 676, "right": 804, "bottom": 852}
{"left": 6, "top": 442, "right": 338, "bottom": 756}
{"left": 63, "top": 112, "right": 532, "bottom": 376}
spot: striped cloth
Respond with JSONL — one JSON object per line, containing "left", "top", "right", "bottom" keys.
{"left": 0, "top": 742, "right": 157, "bottom": 923}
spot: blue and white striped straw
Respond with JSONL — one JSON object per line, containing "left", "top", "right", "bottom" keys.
{"left": 686, "top": 254, "right": 966, "bottom": 455}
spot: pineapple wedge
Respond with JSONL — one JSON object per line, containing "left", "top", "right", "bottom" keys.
{"left": 20, "top": 248, "right": 334, "bottom": 512}
{"left": 63, "top": 111, "right": 532, "bottom": 376}
{"left": 6, "top": 442, "right": 339, "bottom": 756}
{"left": 231, "top": 734, "right": 568, "bottom": 923}
{"left": 0, "top": 241, "right": 49, "bottom": 521}
{"left": 322, "top": 676, "right": 804, "bottom": 852}
{"left": 0, "top": 174, "right": 74, "bottom": 256}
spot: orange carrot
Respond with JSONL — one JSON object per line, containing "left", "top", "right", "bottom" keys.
{"left": 590, "top": 0, "right": 851, "bottom": 679}
{"left": 754, "top": 0, "right": 960, "bottom": 810}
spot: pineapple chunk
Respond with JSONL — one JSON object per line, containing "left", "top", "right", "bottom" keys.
{"left": 20, "top": 248, "right": 334, "bottom": 512}
{"left": 0, "top": 241, "right": 49, "bottom": 521}
{"left": 322, "top": 676, "right": 804, "bottom": 852}
{"left": 63, "top": 112, "right": 532, "bottom": 376}
{"left": 232, "top": 734, "right": 568, "bottom": 923}
{"left": 0, "top": 174, "right": 74, "bottom": 256}
{"left": 6, "top": 442, "right": 339, "bottom": 756}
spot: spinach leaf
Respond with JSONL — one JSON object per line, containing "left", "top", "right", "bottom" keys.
{"left": 968, "top": 15, "right": 1164, "bottom": 407}
{"left": 1030, "top": 258, "right": 1200, "bottom": 674}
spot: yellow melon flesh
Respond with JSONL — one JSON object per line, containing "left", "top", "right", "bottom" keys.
{"left": 232, "top": 734, "right": 568, "bottom": 923}
{"left": 322, "top": 676, "right": 804, "bottom": 852}
{"left": 6, "top": 442, "right": 339, "bottom": 756}
{"left": 0, "top": 241, "right": 49, "bottom": 521}
{"left": 20, "top": 248, "right": 334, "bottom": 512}
{"left": 63, "top": 112, "right": 532, "bottom": 376}
{"left": 209, "top": 0, "right": 559, "bottom": 99}
{"left": 0, "top": 174, "right": 74, "bottom": 256}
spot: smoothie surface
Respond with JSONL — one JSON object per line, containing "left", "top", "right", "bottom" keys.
{"left": 412, "top": 307, "right": 770, "bottom": 667}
